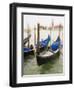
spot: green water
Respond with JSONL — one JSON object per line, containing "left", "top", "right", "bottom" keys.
{"left": 23, "top": 53, "right": 63, "bottom": 75}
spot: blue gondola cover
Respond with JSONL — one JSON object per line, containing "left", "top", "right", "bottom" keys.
{"left": 35, "top": 35, "right": 50, "bottom": 48}
{"left": 50, "top": 36, "right": 62, "bottom": 51}
{"left": 24, "top": 47, "right": 32, "bottom": 52}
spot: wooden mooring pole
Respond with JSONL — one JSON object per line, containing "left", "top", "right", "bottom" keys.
{"left": 27, "top": 25, "right": 30, "bottom": 48}
{"left": 37, "top": 23, "right": 40, "bottom": 55}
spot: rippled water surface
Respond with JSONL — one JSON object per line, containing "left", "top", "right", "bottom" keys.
{"left": 23, "top": 52, "right": 63, "bottom": 75}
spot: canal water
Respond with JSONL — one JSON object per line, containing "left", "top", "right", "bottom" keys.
{"left": 23, "top": 52, "right": 63, "bottom": 75}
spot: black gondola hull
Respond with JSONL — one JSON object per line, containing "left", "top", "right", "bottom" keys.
{"left": 36, "top": 50, "right": 60, "bottom": 66}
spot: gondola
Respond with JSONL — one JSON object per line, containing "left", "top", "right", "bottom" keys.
{"left": 36, "top": 36, "right": 62, "bottom": 65}
{"left": 24, "top": 35, "right": 50, "bottom": 57}
{"left": 24, "top": 34, "right": 34, "bottom": 57}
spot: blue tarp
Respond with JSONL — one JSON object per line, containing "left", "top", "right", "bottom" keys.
{"left": 40, "top": 35, "right": 50, "bottom": 47}
{"left": 24, "top": 47, "right": 31, "bottom": 52}
{"left": 50, "top": 36, "right": 62, "bottom": 51}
